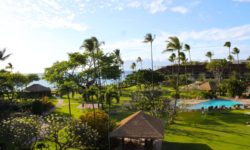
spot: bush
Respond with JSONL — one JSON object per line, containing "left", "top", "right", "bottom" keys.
{"left": 80, "top": 110, "right": 115, "bottom": 150}
{"left": 31, "top": 100, "right": 54, "bottom": 115}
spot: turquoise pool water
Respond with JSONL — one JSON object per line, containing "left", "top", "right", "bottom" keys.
{"left": 189, "top": 99, "right": 242, "bottom": 110}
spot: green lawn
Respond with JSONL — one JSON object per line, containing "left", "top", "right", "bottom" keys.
{"left": 49, "top": 90, "right": 250, "bottom": 150}
{"left": 163, "top": 110, "right": 250, "bottom": 150}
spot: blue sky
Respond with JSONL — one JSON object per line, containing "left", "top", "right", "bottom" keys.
{"left": 0, "top": 0, "right": 250, "bottom": 73}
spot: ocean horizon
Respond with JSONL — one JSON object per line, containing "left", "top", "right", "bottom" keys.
{"left": 29, "top": 71, "right": 132, "bottom": 89}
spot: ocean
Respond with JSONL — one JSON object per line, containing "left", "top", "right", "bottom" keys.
{"left": 30, "top": 71, "right": 132, "bottom": 89}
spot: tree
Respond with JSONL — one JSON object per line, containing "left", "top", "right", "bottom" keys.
{"left": 205, "top": 51, "right": 213, "bottom": 62}
{"left": 184, "top": 44, "right": 191, "bottom": 63}
{"left": 41, "top": 114, "right": 98, "bottom": 150}
{"left": 136, "top": 56, "right": 143, "bottom": 70}
{"left": 130, "top": 62, "right": 136, "bottom": 71}
{"left": 224, "top": 41, "right": 231, "bottom": 59}
{"left": 206, "top": 59, "right": 228, "bottom": 84}
{"left": 168, "top": 53, "right": 176, "bottom": 75}
{"left": 80, "top": 110, "right": 115, "bottom": 150}
{"left": 163, "top": 36, "right": 183, "bottom": 119}
{"left": 228, "top": 54, "right": 234, "bottom": 63}
{"left": 232, "top": 47, "right": 240, "bottom": 74}
{"left": 0, "top": 48, "right": 11, "bottom": 61}
{"left": 143, "top": 33, "right": 155, "bottom": 88}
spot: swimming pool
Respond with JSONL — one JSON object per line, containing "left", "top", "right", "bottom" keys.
{"left": 189, "top": 99, "right": 242, "bottom": 110}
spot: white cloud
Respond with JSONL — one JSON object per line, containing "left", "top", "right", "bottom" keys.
{"left": 170, "top": 6, "right": 189, "bottom": 14}
{"left": 146, "top": 0, "right": 169, "bottom": 14}
{"left": 128, "top": 1, "right": 141, "bottom": 8}
{"left": 0, "top": 0, "right": 88, "bottom": 32}
{"left": 104, "top": 24, "right": 250, "bottom": 66}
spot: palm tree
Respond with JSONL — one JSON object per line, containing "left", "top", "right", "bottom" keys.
{"left": 163, "top": 36, "right": 183, "bottom": 120}
{"left": 6, "top": 63, "right": 13, "bottom": 72}
{"left": 130, "top": 62, "right": 137, "bottom": 71}
{"left": 179, "top": 52, "right": 188, "bottom": 86}
{"left": 232, "top": 47, "right": 240, "bottom": 65}
{"left": 0, "top": 48, "right": 11, "bottom": 61}
{"left": 136, "top": 57, "right": 143, "bottom": 70}
{"left": 232, "top": 47, "right": 240, "bottom": 76}
{"left": 143, "top": 33, "right": 155, "bottom": 88}
{"left": 205, "top": 51, "right": 213, "bottom": 62}
{"left": 168, "top": 53, "right": 176, "bottom": 75}
{"left": 228, "top": 54, "right": 234, "bottom": 63}
{"left": 184, "top": 44, "right": 191, "bottom": 63}
{"left": 224, "top": 41, "right": 231, "bottom": 59}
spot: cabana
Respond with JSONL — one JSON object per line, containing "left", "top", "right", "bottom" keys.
{"left": 198, "top": 81, "right": 217, "bottom": 92}
{"left": 24, "top": 84, "right": 51, "bottom": 98}
{"left": 110, "top": 111, "right": 164, "bottom": 150}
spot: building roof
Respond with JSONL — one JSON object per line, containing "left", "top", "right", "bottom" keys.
{"left": 110, "top": 111, "right": 164, "bottom": 139}
{"left": 198, "top": 82, "right": 216, "bottom": 91}
{"left": 24, "top": 84, "right": 51, "bottom": 92}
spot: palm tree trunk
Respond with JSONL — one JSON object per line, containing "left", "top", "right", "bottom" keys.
{"left": 189, "top": 51, "right": 191, "bottom": 63}
{"left": 173, "top": 49, "right": 180, "bottom": 123}
{"left": 150, "top": 42, "right": 154, "bottom": 90}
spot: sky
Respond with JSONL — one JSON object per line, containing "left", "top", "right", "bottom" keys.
{"left": 0, "top": 0, "right": 250, "bottom": 73}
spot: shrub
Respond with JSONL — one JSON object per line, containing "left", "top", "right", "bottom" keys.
{"left": 80, "top": 110, "right": 115, "bottom": 150}
{"left": 31, "top": 100, "right": 54, "bottom": 115}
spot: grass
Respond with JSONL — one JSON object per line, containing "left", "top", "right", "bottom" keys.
{"left": 163, "top": 110, "right": 250, "bottom": 150}
{"left": 48, "top": 87, "right": 250, "bottom": 150}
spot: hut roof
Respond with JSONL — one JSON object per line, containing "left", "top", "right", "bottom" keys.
{"left": 110, "top": 111, "right": 164, "bottom": 139}
{"left": 198, "top": 82, "right": 216, "bottom": 91}
{"left": 24, "top": 84, "right": 51, "bottom": 92}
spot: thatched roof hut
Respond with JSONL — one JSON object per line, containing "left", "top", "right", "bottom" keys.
{"left": 24, "top": 84, "right": 51, "bottom": 98}
{"left": 110, "top": 111, "right": 164, "bottom": 150}
{"left": 198, "top": 82, "right": 217, "bottom": 91}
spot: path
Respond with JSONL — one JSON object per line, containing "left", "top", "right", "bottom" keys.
{"left": 43, "top": 96, "right": 64, "bottom": 116}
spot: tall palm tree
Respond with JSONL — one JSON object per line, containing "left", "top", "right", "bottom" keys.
{"left": 228, "top": 55, "right": 234, "bottom": 63}
{"left": 143, "top": 33, "right": 155, "bottom": 88}
{"left": 184, "top": 44, "right": 191, "bottom": 63}
{"left": 205, "top": 51, "right": 213, "bottom": 62}
{"left": 224, "top": 41, "right": 231, "bottom": 59}
{"left": 130, "top": 62, "right": 137, "bottom": 71}
{"left": 163, "top": 36, "right": 183, "bottom": 120}
{"left": 168, "top": 53, "right": 176, "bottom": 75}
{"left": 0, "top": 48, "right": 11, "bottom": 61}
{"left": 232, "top": 47, "right": 240, "bottom": 65}
{"left": 136, "top": 57, "right": 143, "bottom": 70}
{"left": 232, "top": 47, "right": 240, "bottom": 76}
{"left": 179, "top": 52, "right": 188, "bottom": 86}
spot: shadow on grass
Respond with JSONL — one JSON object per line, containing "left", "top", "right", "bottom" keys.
{"left": 162, "top": 141, "right": 212, "bottom": 150}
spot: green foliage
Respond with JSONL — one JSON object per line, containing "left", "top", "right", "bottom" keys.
{"left": 80, "top": 110, "right": 115, "bottom": 150}
{"left": 219, "top": 79, "right": 247, "bottom": 97}
{"left": 31, "top": 99, "right": 54, "bottom": 115}
{"left": 0, "top": 115, "right": 41, "bottom": 148}
{"left": 125, "top": 69, "right": 164, "bottom": 87}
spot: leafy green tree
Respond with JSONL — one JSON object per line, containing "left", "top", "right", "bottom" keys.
{"left": 220, "top": 79, "right": 246, "bottom": 97}
{"left": 228, "top": 54, "right": 234, "bottom": 63}
{"left": 41, "top": 114, "right": 98, "bottom": 150}
{"left": 205, "top": 51, "right": 213, "bottom": 62}
{"left": 206, "top": 59, "right": 228, "bottom": 83}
